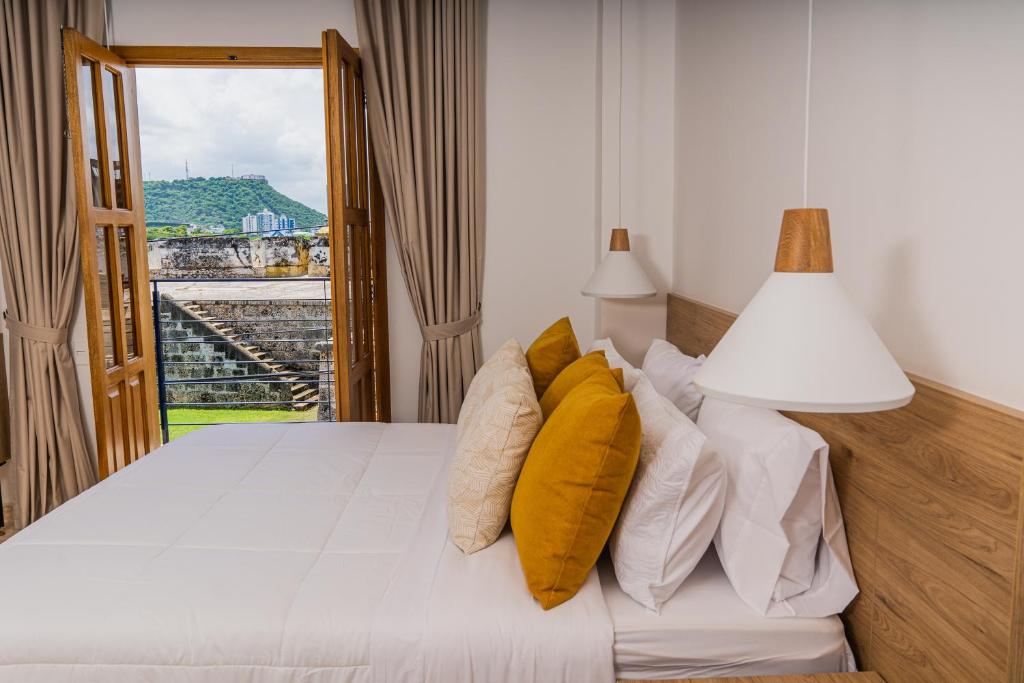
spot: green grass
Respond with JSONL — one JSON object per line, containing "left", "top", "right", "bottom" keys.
{"left": 166, "top": 407, "right": 318, "bottom": 441}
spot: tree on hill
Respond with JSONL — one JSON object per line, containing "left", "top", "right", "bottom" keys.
{"left": 143, "top": 177, "right": 327, "bottom": 229}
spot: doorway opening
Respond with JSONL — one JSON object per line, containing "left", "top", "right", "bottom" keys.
{"left": 137, "top": 67, "right": 333, "bottom": 441}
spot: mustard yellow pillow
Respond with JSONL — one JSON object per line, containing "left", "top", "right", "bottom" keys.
{"left": 525, "top": 317, "right": 580, "bottom": 397}
{"left": 539, "top": 351, "right": 611, "bottom": 419}
{"left": 510, "top": 369, "right": 642, "bottom": 610}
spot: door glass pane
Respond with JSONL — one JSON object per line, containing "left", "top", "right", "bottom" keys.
{"left": 102, "top": 69, "right": 128, "bottom": 209}
{"left": 117, "top": 227, "right": 138, "bottom": 359}
{"left": 95, "top": 227, "right": 116, "bottom": 367}
{"left": 79, "top": 60, "right": 105, "bottom": 207}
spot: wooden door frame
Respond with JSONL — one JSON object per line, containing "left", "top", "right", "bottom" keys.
{"left": 111, "top": 46, "right": 328, "bottom": 68}
{"left": 321, "top": 29, "right": 390, "bottom": 422}
{"left": 64, "top": 29, "right": 162, "bottom": 476}
{"left": 109, "top": 41, "right": 390, "bottom": 423}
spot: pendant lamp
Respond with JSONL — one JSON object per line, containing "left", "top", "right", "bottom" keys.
{"left": 693, "top": 208, "right": 914, "bottom": 412}
{"left": 582, "top": 228, "right": 656, "bottom": 299}
{"left": 582, "top": 2, "right": 656, "bottom": 300}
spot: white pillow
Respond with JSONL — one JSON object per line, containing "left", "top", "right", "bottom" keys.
{"left": 642, "top": 339, "right": 705, "bottom": 421}
{"left": 697, "top": 397, "right": 858, "bottom": 617}
{"left": 589, "top": 338, "right": 642, "bottom": 388}
{"left": 609, "top": 374, "right": 726, "bottom": 612}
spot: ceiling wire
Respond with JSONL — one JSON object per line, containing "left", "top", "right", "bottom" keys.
{"left": 617, "top": 0, "right": 623, "bottom": 228}
{"left": 802, "top": 0, "right": 813, "bottom": 208}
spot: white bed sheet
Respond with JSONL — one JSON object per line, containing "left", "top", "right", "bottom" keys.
{"left": 0, "top": 422, "right": 442, "bottom": 683}
{"left": 602, "top": 550, "right": 855, "bottom": 680}
{"left": 0, "top": 422, "right": 616, "bottom": 683}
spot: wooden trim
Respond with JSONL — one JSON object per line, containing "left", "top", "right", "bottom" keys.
{"left": 64, "top": 29, "right": 114, "bottom": 477}
{"left": 122, "top": 68, "right": 162, "bottom": 450}
{"left": 368, "top": 143, "right": 391, "bottom": 422}
{"left": 322, "top": 28, "right": 388, "bottom": 422}
{"left": 622, "top": 674, "right": 885, "bottom": 683}
{"left": 609, "top": 228, "right": 630, "bottom": 252}
{"left": 111, "top": 45, "right": 324, "bottom": 68}
{"left": 1011, "top": 465, "right": 1024, "bottom": 682}
{"left": 666, "top": 292, "right": 1024, "bottom": 683}
{"left": 64, "top": 29, "right": 161, "bottom": 478}
{"left": 323, "top": 29, "right": 352, "bottom": 421}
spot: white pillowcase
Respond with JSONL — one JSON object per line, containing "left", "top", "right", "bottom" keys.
{"left": 609, "top": 374, "right": 727, "bottom": 612}
{"left": 697, "top": 397, "right": 858, "bottom": 617}
{"left": 642, "top": 339, "right": 705, "bottom": 421}
{"left": 588, "top": 338, "right": 642, "bottom": 386}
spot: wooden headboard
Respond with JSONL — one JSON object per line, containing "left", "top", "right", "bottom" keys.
{"left": 666, "top": 293, "right": 1024, "bottom": 683}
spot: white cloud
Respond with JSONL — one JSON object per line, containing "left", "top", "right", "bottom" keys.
{"left": 136, "top": 68, "right": 328, "bottom": 215}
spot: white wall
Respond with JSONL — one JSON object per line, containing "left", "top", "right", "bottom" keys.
{"left": 483, "top": 0, "right": 603, "bottom": 357}
{"left": 110, "top": 0, "right": 357, "bottom": 47}
{"left": 598, "top": 0, "right": 676, "bottom": 367}
{"left": 484, "top": 0, "right": 675, "bottom": 367}
{"left": 674, "top": 0, "right": 1024, "bottom": 411}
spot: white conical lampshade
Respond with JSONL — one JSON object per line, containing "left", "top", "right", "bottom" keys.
{"left": 694, "top": 209, "right": 914, "bottom": 413}
{"left": 582, "top": 228, "right": 656, "bottom": 299}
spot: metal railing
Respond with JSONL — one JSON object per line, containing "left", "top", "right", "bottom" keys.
{"left": 150, "top": 276, "right": 335, "bottom": 443}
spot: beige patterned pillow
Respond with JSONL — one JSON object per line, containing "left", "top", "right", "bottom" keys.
{"left": 449, "top": 339, "right": 542, "bottom": 554}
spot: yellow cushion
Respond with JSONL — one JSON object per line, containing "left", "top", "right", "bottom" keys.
{"left": 539, "top": 351, "right": 611, "bottom": 419}
{"left": 525, "top": 317, "right": 580, "bottom": 397}
{"left": 510, "top": 369, "right": 642, "bottom": 610}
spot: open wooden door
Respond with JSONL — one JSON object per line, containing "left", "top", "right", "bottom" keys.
{"left": 63, "top": 29, "right": 160, "bottom": 478}
{"left": 322, "top": 29, "right": 391, "bottom": 422}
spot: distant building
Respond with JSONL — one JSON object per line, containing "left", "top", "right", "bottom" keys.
{"left": 187, "top": 223, "right": 229, "bottom": 236}
{"left": 242, "top": 208, "right": 297, "bottom": 235}
{"left": 238, "top": 173, "right": 267, "bottom": 182}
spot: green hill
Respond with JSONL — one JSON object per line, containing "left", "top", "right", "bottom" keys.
{"left": 143, "top": 177, "right": 327, "bottom": 229}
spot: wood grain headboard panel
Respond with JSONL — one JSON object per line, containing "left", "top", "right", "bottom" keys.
{"left": 666, "top": 293, "right": 1024, "bottom": 683}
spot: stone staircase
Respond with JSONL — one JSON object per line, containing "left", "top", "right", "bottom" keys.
{"left": 163, "top": 299, "right": 320, "bottom": 410}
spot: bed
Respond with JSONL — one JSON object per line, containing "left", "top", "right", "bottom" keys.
{"left": 0, "top": 418, "right": 857, "bottom": 682}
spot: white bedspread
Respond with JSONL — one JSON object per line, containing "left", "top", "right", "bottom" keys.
{"left": 0, "top": 423, "right": 615, "bottom": 683}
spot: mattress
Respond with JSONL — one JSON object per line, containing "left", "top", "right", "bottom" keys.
{"left": 601, "top": 550, "right": 855, "bottom": 680}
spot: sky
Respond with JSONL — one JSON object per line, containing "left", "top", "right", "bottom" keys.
{"left": 136, "top": 68, "right": 328, "bottom": 215}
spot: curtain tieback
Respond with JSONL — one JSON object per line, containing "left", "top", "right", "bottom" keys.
{"left": 421, "top": 308, "right": 481, "bottom": 343}
{"left": 4, "top": 312, "right": 68, "bottom": 345}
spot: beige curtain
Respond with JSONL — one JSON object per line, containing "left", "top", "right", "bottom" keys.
{"left": 0, "top": 0, "right": 104, "bottom": 524}
{"left": 356, "top": 0, "right": 485, "bottom": 423}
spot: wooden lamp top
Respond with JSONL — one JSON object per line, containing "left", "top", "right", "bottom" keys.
{"left": 774, "top": 208, "right": 833, "bottom": 273}
{"left": 609, "top": 228, "right": 631, "bottom": 252}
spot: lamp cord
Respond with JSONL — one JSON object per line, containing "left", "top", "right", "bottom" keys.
{"left": 802, "top": 0, "right": 813, "bottom": 208}
{"left": 618, "top": 0, "right": 623, "bottom": 228}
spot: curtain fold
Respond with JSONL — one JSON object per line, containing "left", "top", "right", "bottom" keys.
{"left": 0, "top": 0, "right": 104, "bottom": 524}
{"left": 356, "top": 0, "right": 485, "bottom": 423}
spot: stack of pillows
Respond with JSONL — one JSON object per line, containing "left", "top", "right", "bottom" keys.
{"left": 447, "top": 317, "right": 857, "bottom": 617}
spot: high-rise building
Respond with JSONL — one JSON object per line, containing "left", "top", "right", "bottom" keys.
{"left": 241, "top": 208, "right": 297, "bottom": 235}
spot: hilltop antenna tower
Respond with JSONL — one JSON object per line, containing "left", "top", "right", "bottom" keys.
{"left": 185, "top": 159, "right": 190, "bottom": 180}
